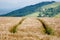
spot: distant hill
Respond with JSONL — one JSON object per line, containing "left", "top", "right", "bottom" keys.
{"left": 37, "top": 2, "right": 60, "bottom": 17}
{"left": 0, "top": 1, "right": 60, "bottom": 17}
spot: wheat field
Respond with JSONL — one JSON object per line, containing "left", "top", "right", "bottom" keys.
{"left": 0, "top": 17, "right": 60, "bottom": 40}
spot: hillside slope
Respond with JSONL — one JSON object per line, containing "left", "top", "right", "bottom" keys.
{"left": 37, "top": 2, "right": 60, "bottom": 17}
{"left": 0, "top": 1, "right": 56, "bottom": 17}
{"left": 24, "top": 2, "right": 60, "bottom": 17}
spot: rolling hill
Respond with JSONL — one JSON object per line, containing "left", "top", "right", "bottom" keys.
{"left": 0, "top": 1, "right": 60, "bottom": 17}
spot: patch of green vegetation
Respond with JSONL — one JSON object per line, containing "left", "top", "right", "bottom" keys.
{"left": 45, "top": 27, "right": 54, "bottom": 35}
{"left": 24, "top": 12, "right": 40, "bottom": 17}
{"left": 41, "top": 2, "right": 60, "bottom": 9}
{"left": 10, "top": 18, "right": 25, "bottom": 33}
{"left": 39, "top": 19, "right": 54, "bottom": 35}
{"left": 37, "top": 2, "right": 60, "bottom": 17}
{"left": 54, "top": 13, "right": 60, "bottom": 17}
{"left": 10, "top": 25, "right": 18, "bottom": 33}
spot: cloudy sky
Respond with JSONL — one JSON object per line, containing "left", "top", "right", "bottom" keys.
{"left": 0, "top": 0, "right": 60, "bottom": 15}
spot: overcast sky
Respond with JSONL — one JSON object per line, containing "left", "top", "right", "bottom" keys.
{"left": 0, "top": 0, "right": 60, "bottom": 15}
